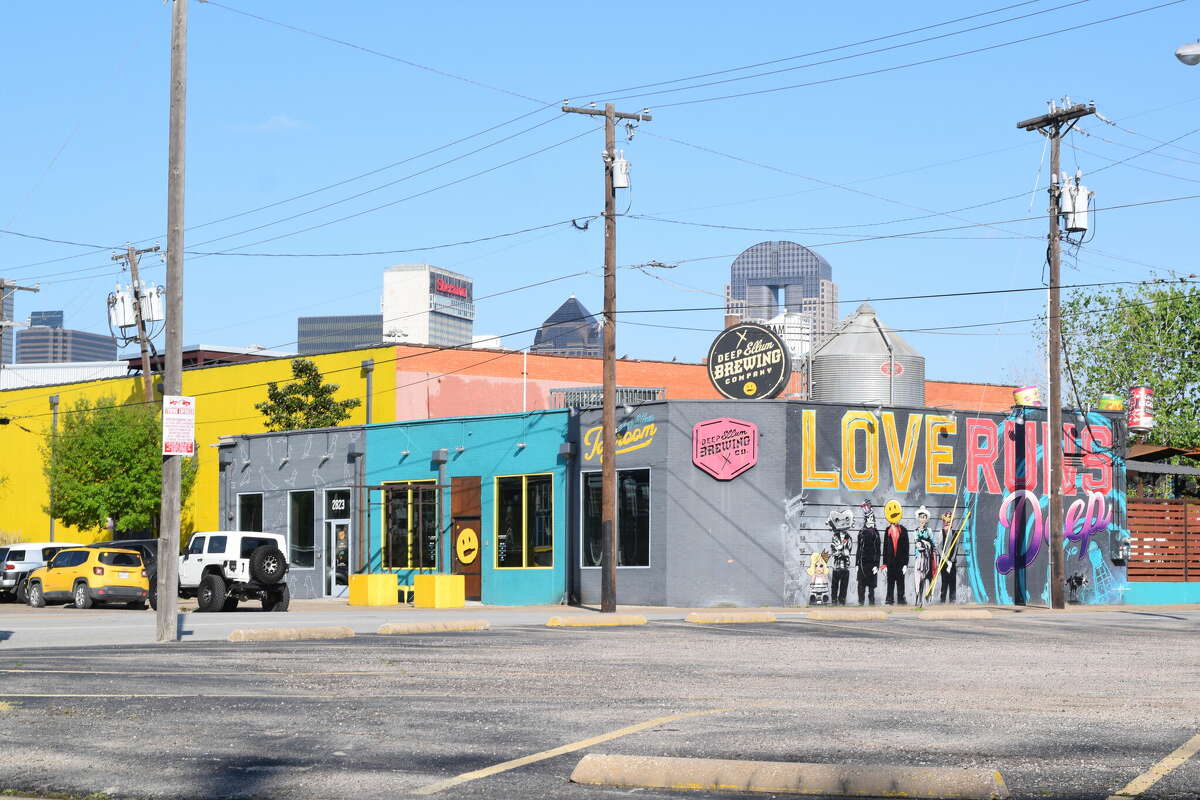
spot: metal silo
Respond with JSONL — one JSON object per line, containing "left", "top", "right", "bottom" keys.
{"left": 810, "top": 303, "right": 925, "bottom": 406}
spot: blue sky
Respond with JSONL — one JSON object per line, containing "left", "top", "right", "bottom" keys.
{"left": 2, "top": 0, "right": 1198, "bottom": 387}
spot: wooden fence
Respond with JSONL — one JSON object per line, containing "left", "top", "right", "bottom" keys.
{"left": 1127, "top": 499, "right": 1200, "bottom": 582}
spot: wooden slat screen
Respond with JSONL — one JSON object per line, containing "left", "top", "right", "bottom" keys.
{"left": 1127, "top": 499, "right": 1198, "bottom": 582}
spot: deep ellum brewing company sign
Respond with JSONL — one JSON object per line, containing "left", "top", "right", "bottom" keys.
{"left": 706, "top": 322, "right": 792, "bottom": 400}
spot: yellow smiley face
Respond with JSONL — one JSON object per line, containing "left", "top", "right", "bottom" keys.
{"left": 455, "top": 528, "right": 479, "bottom": 565}
{"left": 884, "top": 500, "right": 903, "bottom": 524}
{"left": 743, "top": 380, "right": 758, "bottom": 396}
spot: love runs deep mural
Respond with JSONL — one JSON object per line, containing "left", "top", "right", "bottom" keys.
{"left": 781, "top": 404, "right": 1128, "bottom": 606}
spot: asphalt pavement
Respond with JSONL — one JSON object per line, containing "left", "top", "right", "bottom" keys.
{"left": 0, "top": 608, "right": 1197, "bottom": 800}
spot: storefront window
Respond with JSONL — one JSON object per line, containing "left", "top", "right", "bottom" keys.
{"left": 495, "top": 474, "right": 554, "bottom": 569}
{"left": 582, "top": 469, "right": 650, "bottom": 567}
{"left": 383, "top": 482, "right": 438, "bottom": 569}
{"left": 238, "top": 494, "right": 263, "bottom": 532}
{"left": 288, "top": 491, "right": 315, "bottom": 568}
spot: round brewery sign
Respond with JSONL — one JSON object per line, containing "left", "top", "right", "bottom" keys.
{"left": 706, "top": 322, "right": 792, "bottom": 400}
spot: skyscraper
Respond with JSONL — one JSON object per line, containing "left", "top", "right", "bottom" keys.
{"left": 724, "top": 241, "right": 839, "bottom": 346}
{"left": 0, "top": 279, "right": 14, "bottom": 364}
{"left": 381, "top": 265, "right": 474, "bottom": 347}
{"left": 297, "top": 315, "right": 383, "bottom": 355}
{"left": 531, "top": 296, "right": 600, "bottom": 357}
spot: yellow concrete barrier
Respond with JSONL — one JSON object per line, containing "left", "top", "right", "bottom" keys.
{"left": 685, "top": 611, "right": 777, "bottom": 624}
{"left": 570, "top": 754, "right": 1010, "bottom": 799}
{"left": 376, "top": 620, "right": 490, "bottom": 635}
{"left": 228, "top": 626, "right": 355, "bottom": 643}
{"left": 348, "top": 574, "right": 398, "bottom": 607}
{"left": 806, "top": 608, "right": 888, "bottom": 621}
{"left": 414, "top": 574, "right": 465, "bottom": 609}
{"left": 546, "top": 614, "right": 647, "bottom": 627}
{"left": 919, "top": 608, "right": 994, "bottom": 621}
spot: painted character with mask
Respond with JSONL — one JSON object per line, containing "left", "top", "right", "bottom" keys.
{"left": 827, "top": 508, "right": 854, "bottom": 606}
{"left": 807, "top": 550, "right": 831, "bottom": 605}
{"left": 855, "top": 501, "right": 882, "bottom": 606}
{"left": 882, "top": 500, "right": 910, "bottom": 605}
{"left": 939, "top": 512, "right": 959, "bottom": 603}
{"left": 912, "top": 505, "right": 938, "bottom": 609}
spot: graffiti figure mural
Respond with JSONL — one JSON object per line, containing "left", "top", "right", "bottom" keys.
{"left": 827, "top": 508, "right": 854, "bottom": 606}
{"left": 912, "top": 506, "right": 937, "bottom": 608}
{"left": 938, "top": 512, "right": 960, "bottom": 603}
{"left": 882, "top": 500, "right": 910, "bottom": 605}
{"left": 855, "top": 501, "right": 882, "bottom": 606}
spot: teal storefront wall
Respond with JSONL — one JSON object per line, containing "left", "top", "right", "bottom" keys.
{"left": 364, "top": 410, "right": 569, "bottom": 605}
{"left": 1123, "top": 581, "right": 1200, "bottom": 604}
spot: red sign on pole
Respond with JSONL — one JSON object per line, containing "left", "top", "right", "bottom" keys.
{"left": 162, "top": 395, "right": 196, "bottom": 456}
{"left": 692, "top": 418, "right": 758, "bottom": 481}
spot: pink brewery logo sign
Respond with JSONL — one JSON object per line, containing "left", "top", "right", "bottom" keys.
{"left": 880, "top": 361, "right": 904, "bottom": 377}
{"left": 692, "top": 418, "right": 758, "bottom": 481}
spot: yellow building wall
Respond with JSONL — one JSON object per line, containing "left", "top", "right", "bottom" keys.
{"left": 0, "top": 347, "right": 397, "bottom": 544}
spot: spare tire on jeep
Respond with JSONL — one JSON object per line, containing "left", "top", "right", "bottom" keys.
{"left": 249, "top": 544, "right": 287, "bottom": 584}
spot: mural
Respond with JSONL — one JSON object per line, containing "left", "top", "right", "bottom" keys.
{"left": 782, "top": 405, "right": 1127, "bottom": 606}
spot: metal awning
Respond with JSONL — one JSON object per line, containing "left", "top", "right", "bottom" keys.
{"left": 1126, "top": 459, "right": 1200, "bottom": 476}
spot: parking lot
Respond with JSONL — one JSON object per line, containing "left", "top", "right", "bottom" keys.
{"left": 1, "top": 608, "right": 1198, "bottom": 800}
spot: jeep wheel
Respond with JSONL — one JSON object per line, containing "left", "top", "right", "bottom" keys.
{"left": 27, "top": 582, "right": 45, "bottom": 608}
{"left": 262, "top": 583, "right": 290, "bottom": 612}
{"left": 249, "top": 545, "right": 287, "bottom": 584}
{"left": 15, "top": 578, "right": 29, "bottom": 604}
{"left": 147, "top": 571, "right": 157, "bottom": 611}
{"left": 196, "top": 573, "right": 227, "bottom": 612}
{"left": 74, "top": 582, "right": 93, "bottom": 609}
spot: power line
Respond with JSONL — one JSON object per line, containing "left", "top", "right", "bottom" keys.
{"left": 7, "top": 276, "right": 1194, "bottom": 421}
{"left": 204, "top": 1, "right": 550, "bottom": 106}
{"left": 593, "top": 0, "right": 1093, "bottom": 105}
{"left": 649, "top": 1, "right": 1186, "bottom": 109}
{"left": 569, "top": 0, "right": 1051, "bottom": 100}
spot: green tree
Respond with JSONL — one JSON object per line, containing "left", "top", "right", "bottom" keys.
{"left": 42, "top": 397, "right": 198, "bottom": 534}
{"left": 1060, "top": 282, "right": 1200, "bottom": 449}
{"left": 255, "top": 358, "right": 361, "bottom": 432}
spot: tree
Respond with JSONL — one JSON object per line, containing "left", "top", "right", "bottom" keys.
{"left": 255, "top": 358, "right": 361, "bottom": 432}
{"left": 42, "top": 397, "right": 198, "bottom": 534}
{"left": 1060, "top": 282, "right": 1200, "bottom": 449}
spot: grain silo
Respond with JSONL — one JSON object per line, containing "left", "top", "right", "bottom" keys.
{"left": 810, "top": 302, "right": 925, "bottom": 406}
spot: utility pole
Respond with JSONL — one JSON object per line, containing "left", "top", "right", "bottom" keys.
{"left": 112, "top": 244, "right": 161, "bottom": 402}
{"left": 49, "top": 394, "right": 59, "bottom": 542}
{"left": 157, "top": 0, "right": 188, "bottom": 644}
{"left": 561, "top": 102, "right": 651, "bottom": 613}
{"left": 1016, "top": 99, "right": 1095, "bottom": 610}
{"left": 0, "top": 280, "right": 39, "bottom": 369}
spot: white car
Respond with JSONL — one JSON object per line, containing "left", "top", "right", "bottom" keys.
{"left": 178, "top": 531, "right": 289, "bottom": 612}
{"left": 2, "top": 541, "right": 84, "bottom": 603}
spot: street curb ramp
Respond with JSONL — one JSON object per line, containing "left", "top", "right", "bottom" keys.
{"left": 807, "top": 608, "right": 888, "bottom": 621}
{"left": 228, "top": 625, "right": 355, "bottom": 642}
{"left": 377, "top": 620, "right": 490, "bottom": 635}
{"left": 686, "top": 611, "right": 777, "bottom": 624}
{"left": 570, "top": 754, "right": 1011, "bottom": 799}
{"left": 545, "top": 614, "right": 647, "bottom": 627}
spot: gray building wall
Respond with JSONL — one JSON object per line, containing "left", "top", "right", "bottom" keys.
{"left": 218, "top": 426, "right": 365, "bottom": 599}
{"left": 574, "top": 401, "right": 789, "bottom": 607}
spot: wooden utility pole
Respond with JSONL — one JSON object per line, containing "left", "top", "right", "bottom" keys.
{"left": 112, "top": 244, "right": 161, "bottom": 402}
{"left": 1016, "top": 99, "right": 1095, "bottom": 610}
{"left": 561, "top": 102, "right": 651, "bottom": 613}
{"left": 158, "top": 0, "right": 188, "bottom": 644}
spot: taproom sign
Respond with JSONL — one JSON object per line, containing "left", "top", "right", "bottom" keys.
{"left": 706, "top": 322, "right": 792, "bottom": 400}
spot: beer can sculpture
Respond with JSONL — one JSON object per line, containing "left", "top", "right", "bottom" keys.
{"left": 1128, "top": 386, "right": 1154, "bottom": 433}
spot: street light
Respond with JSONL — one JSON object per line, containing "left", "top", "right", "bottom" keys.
{"left": 1176, "top": 41, "right": 1200, "bottom": 65}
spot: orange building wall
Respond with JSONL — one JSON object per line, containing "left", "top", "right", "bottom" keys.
{"left": 387, "top": 345, "right": 1012, "bottom": 418}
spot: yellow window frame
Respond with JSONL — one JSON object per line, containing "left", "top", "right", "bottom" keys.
{"left": 381, "top": 479, "right": 436, "bottom": 570}
{"left": 493, "top": 472, "right": 554, "bottom": 570}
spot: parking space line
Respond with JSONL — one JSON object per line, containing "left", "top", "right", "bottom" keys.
{"left": 410, "top": 708, "right": 725, "bottom": 795}
{"left": 1106, "top": 733, "right": 1200, "bottom": 799}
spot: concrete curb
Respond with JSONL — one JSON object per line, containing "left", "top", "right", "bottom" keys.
{"left": 377, "top": 620, "right": 490, "bottom": 635}
{"left": 546, "top": 614, "right": 647, "bottom": 627}
{"left": 919, "top": 609, "right": 994, "bottom": 621}
{"left": 228, "top": 625, "right": 355, "bottom": 642}
{"left": 806, "top": 608, "right": 888, "bottom": 621}
{"left": 686, "top": 611, "right": 777, "bottom": 624}
{"left": 570, "top": 754, "right": 1010, "bottom": 799}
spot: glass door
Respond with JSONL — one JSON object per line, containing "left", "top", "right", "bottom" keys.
{"left": 325, "top": 521, "right": 350, "bottom": 597}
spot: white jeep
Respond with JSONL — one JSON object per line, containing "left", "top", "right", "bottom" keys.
{"left": 179, "top": 531, "right": 290, "bottom": 612}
